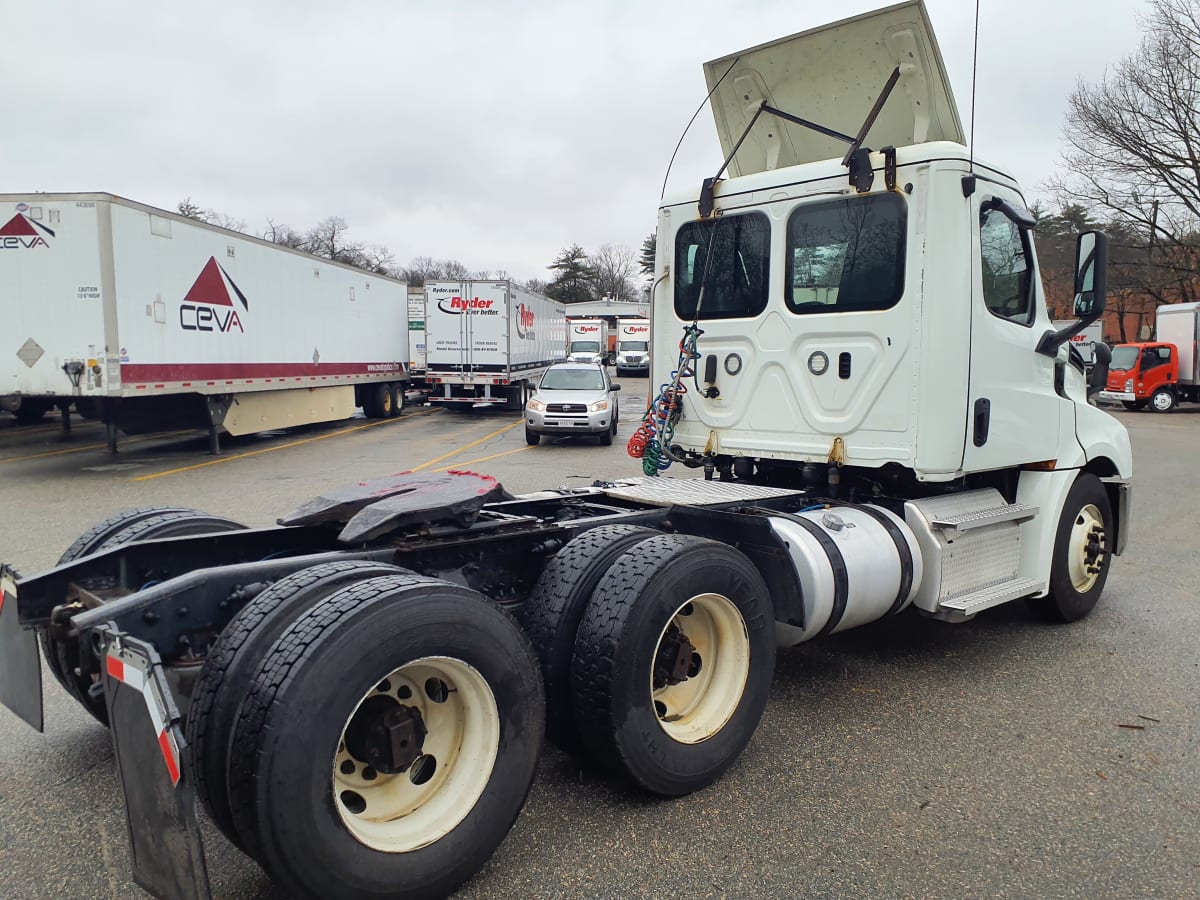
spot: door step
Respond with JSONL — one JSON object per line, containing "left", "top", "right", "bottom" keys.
{"left": 931, "top": 503, "right": 1038, "bottom": 532}
{"left": 936, "top": 576, "right": 1044, "bottom": 619}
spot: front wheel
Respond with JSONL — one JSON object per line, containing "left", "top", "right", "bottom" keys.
{"left": 571, "top": 535, "right": 775, "bottom": 795}
{"left": 525, "top": 426, "right": 540, "bottom": 446}
{"left": 1150, "top": 388, "right": 1176, "bottom": 412}
{"left": 1029, "top": 473, "right": 1114, "bottom": 623}
{"left": 1121, "top": 399, "right": 1148, "bottom": 411}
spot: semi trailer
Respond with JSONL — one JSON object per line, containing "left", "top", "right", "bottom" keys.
{"left": 0, "top": 194, "right": 410, "bottom": 451}
{"left": 0, "top": 3, "right": 1132, "bottom": 900}
{"left": 423, "top": 280, "right": 565, "bottom": 408}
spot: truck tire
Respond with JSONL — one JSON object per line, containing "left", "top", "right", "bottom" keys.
{"left": 1120, "top": 400, "right": 1147, "bottom": 411}
{"left": 571, "top": 535, "right": 775, "bottom": 796}
{"left": 186, "top": 559, "right": 408, "bottom": 849}
{"left": 41, "top": 507, "right": 245, "bottom": 725}
{"left": 520, "top": 525, "right": 660, "bottom": 750}
{"left": 363, "top": 383, "right": 394, "bottom": 419}
{"left": 390, "top": 383, "right": 405, "bottom": 417}
{"left": 1150, "top": 388, "right": 1176, "bottom": 412}
{"left": 13, "top": 399, "right": 50, "bottom": 424}
{"left": 1029, "top": 473, "right": 1114, "bottom": 623}
{"left": 225, "top": 573, "right": 543, "bottom": 899}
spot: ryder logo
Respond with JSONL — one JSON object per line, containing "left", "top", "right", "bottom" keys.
{"left": 437, "top": 296, "right": 497, "bottom": 315}
{"left": 515, "top": 303, "right": 536, "bottom": 339}
{"left": 180, "top": 257, "right": 249, "bottom": 334}
{"left": 0, "top": 213, "right": 55, "bottom": 250}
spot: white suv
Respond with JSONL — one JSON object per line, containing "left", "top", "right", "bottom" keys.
{"left": 525, "top": 363, "right": 621, "bottom": 446}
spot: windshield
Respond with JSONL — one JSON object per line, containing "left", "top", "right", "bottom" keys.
{"left": 619, "top": 341, "right": 648, "bottom": 352}
{"left": 570, "top": 340, "right": 601, "bottom": 353}
{"left": 541, "top": 369, "right": 605, "bottom": 391}
{"left": 1109, "top": 346, "right": 1138, "bottom": 371}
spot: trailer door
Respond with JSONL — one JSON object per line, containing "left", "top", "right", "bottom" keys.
{"left": 463, "top": 282, "right": 509, "bottom": 376}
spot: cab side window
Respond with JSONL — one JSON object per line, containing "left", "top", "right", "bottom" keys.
{"left": 979, "top": 207, "right": 1035, "bottom": 326}
{"left": 1142, "top": 347, "right": 1170, "bottom": 370}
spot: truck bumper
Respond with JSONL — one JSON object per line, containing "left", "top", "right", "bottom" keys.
{"left": 1099, "top": 391, "right": 1136, "bottom": 402}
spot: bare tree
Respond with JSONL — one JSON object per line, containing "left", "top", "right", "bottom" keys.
{"left": 1049, "top": 0, "right": 1200, "bottom": 306}
{"left": 262, "top": 218, "right": 310, "bottom": 251}
{"left": 400, "top": 257, "right": 472, "bottom": 285}
{"left": 589, "top": 243, "right": 638, "bottom": 301}
{"left": 177, "top": 197, "right": 247, "bottom": 233}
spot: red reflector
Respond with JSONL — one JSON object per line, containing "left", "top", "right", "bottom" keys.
{"left": 158, "top": 729, "right": 181, "bottom": 786}
{"left": 106, "top": 655, "right": 125, "bottom": 682}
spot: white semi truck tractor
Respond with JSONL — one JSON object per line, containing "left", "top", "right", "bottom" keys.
{"left": 0, "top": 4, "right": 1130, "bottom": 899}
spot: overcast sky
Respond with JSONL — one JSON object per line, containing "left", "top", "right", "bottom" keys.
{"left": 1, "top": 0, "right": 1147, "bottom": 283}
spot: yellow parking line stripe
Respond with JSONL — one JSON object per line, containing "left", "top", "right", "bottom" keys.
{"left": 409, "top": 419, "right": 523, "bottom": 472}
{"left": 131, "top": 411, "right": 439, "bottom": 482}
{"left": 431, "top": 445, "right": 533, "bottom": 472}
{"left": 0, "top": 430, "right": 194, "bottom": 464}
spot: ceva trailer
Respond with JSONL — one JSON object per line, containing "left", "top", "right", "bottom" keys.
{"left": 0, "top": 193, "right": 410, "bottom": 451}
{"left": 424, "top": 280, "right": 565, "bottom": 408}
{"left": 0, "top": 4, "right": 1132, "bottom": 899}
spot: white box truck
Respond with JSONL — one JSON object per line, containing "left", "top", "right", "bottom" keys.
{"left": 567, "top": 317, "right": 609, "bottom": 364}
{"left": 0, "top": 193, "right": 410, "bottom": 451}
{"left": 615, "top": 317, "right": 651, "bottom": 373}
{"left": 424, "top": 280, "right": 565, "bottom": 407}
{"left": 0, "top": 5, "right": 1135, "bottom": 900}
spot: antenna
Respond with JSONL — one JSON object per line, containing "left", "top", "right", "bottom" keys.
{"left": 660, "top": 57, "right": 740, "bottom": 203}
{"left": 968, "top": 0, "right": 981, "bottom": 174}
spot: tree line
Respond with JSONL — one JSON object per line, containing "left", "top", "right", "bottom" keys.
{"left": 178, "top": 198, "right": 651, "bottom": 305}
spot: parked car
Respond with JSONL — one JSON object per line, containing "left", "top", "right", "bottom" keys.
{"left": 525, "top": 362, "right": 621, "bottom": 445}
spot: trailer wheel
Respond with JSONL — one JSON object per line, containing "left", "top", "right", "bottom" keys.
{"left": 1150, "top": 388, "right": 1176, "bottom": 412}
{"left": 41, "top": 508, "right": 244, "bottom": 724}
{"left": 390, "top": 383, "right": 405, "bottom": 417}
{"left": 571, "top": 535, "right": 774, "bottom": 796}
{"left": 226, "top": 573, "right": 543, "bottom": 898}
{"left": 13, "top": 399, "right": 50, "bottom": 424}
{"left": 1029, "top": 473, "right": 1114, "bottom": 623}
{"left": 186, "top": 559, "right": 408, "bottom": 849}
{"left": 1120, "top": 400, "right": 1147, "bottom": 411}
{"left": 521, "top": 525, "right": 660, "bottom": 750}
{"left": 363, "top": 383, "right": 394, "bottom": 419}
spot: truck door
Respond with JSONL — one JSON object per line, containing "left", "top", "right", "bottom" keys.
{"left": 962, "top": 190, "right": 1066, "bottom": 471}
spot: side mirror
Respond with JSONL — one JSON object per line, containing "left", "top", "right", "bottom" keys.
{"left": 1037, "top": 230, "right": 1108, "bottom": 357}
{"left": 1073, "top": 231, "right": 1107, "bottom": 319}
{"left": 611, "top": 384, "right": 622, "bottom": 392}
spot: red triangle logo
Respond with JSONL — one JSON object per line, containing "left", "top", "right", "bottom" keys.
{"left": 0, "top": 214, "right": 39, "bottom": 237}
{"left": 184, "top": 257, "right": 234, "bottom": 307}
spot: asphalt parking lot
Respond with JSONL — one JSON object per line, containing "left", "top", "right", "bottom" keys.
{"left": 0, "top": 388, "right": 1196, "bottom": 899}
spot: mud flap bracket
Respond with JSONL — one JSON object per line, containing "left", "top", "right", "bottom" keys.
{"left": 99, "top": 626, "right": 212, "bottom": 900}
{"left": 0, "top": 565, "right": 43, "bottom": 732}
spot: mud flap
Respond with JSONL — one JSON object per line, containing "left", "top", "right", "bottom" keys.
{"left": 0, "top": 565, "right": 43, "bottom": 732}
{"left": 99, "top": 628, "right": 212, "bottom": 900}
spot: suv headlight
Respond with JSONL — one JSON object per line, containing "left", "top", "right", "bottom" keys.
{"left": 589, "top": 399, "right": 609, "bottom": 412}
{"left": 528, "top": 398, "right": 547, "bottom": 412}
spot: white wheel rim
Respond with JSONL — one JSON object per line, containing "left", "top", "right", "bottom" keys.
{"left": 333, "top": 656, "right": 499, "bottom": 853}
{"left": 1153, "top": 392, "right": 1171, "bottom": 410}
{"left": 649, "top": 592, "right": 750, "bottom": 744}
{"left": 1067, "top": 503, "right": 1105, "bottom": 593}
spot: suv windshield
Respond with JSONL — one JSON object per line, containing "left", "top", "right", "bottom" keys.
{"left": 1109, "top": 346, "right": 1139, "bottom": 371}
{"left": 570, "top": 341, "right": 601, "bottom": 353}
{"left": 541, "top": 369, "right": 605, "bottom": 391}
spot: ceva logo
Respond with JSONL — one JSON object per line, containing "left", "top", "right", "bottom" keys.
{"left": 180, "top": 257, "right": 248, "bottom": 333}
{"left": 515, "top": 303, "right": 536, "bottom": 339}
{"left": 0, "top": 213, "right": 54, "bottom": 249}
{"left": 437, "top": 296, "right": 496, "bottom": 314}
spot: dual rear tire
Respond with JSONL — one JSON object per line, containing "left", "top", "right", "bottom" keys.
{"left": 187, "top": 564, "right": 543, "bottom": 900}
{"left": 362, "top": 382, "right": 404, "bottom": 419}
{"left": 523, "top": 529, "right": 775, "bottom": 795}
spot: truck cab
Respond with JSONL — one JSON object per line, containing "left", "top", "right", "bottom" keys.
{"left": 1102, "top": 342, "right": 1179, "bottom": 411}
